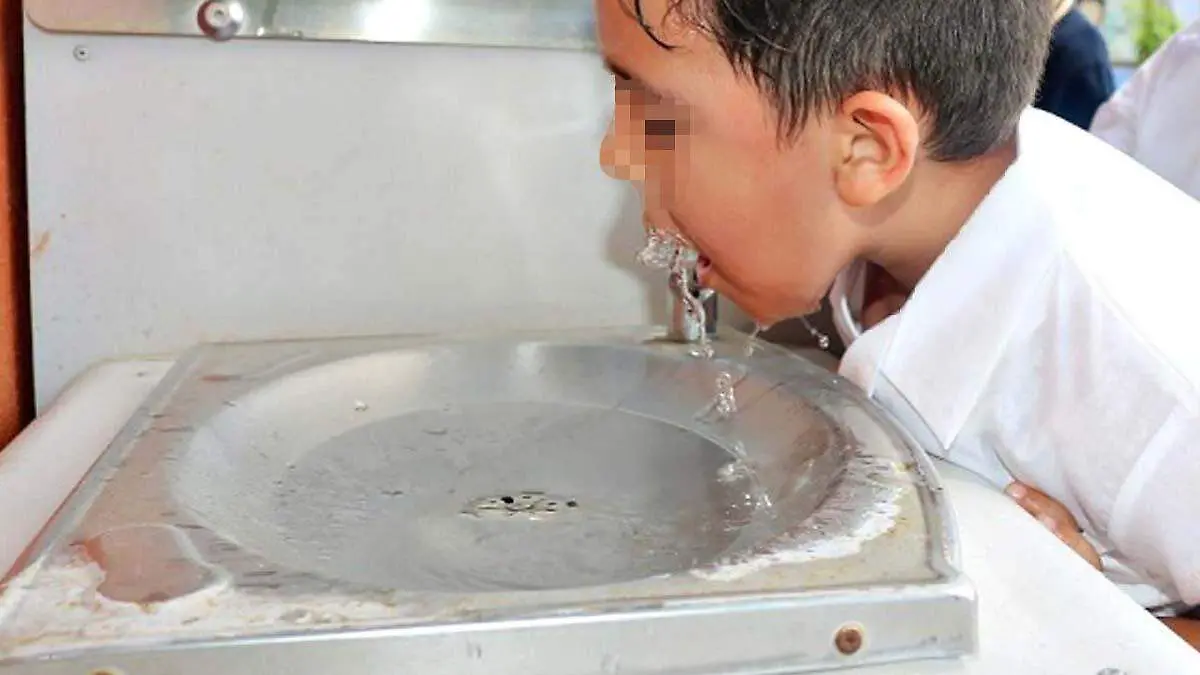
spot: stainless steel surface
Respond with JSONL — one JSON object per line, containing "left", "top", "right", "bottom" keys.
{"left": 0, "top": 327, "right": 974, "bottom": 673}
{"left": 668, "top": 270, "right": 718, "bottom": 343}
{"left": 26, "top": 0, "right": 597, "bottom": 50}
{"left": 1, "top": 597, "right": 971, "bottom": 675}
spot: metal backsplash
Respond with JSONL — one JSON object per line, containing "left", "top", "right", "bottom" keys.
{"left": 26, "top": 0, "right": 596, "bottom": 49}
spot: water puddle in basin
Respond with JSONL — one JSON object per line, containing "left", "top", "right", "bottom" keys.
{"left": 258, "top": 402, "right": 770, "bottom": 591}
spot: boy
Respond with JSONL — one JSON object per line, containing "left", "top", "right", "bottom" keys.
{"left": 1091, "top": 17, "right": 1200, "bottom": 200}
{"left": 596, "top": 0, "right": 1200, "bottom": 646}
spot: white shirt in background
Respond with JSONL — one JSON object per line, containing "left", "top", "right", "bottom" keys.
{"left": 830, "top": 108, "right": 1200, "bottom": 612}
{"left": 1090, "top": 18, "right": 1200, "bottom": 200}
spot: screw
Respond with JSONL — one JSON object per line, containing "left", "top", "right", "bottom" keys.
{"left": 834, "top": 624, "right": 864, "bottom": 655}
{"left": 72, "top": 45, "right": 90, "bottom": 61}
{"left": 197, "top": 0, "right": 245, "bottom": 40}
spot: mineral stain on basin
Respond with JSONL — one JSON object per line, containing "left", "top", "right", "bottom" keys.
{"left": 80, "top": 524, "right": 225, "bottom": 605}
{"left": 170, "top": 342, "right": 852, "bottom": 594}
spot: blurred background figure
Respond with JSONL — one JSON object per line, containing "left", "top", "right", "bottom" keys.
{"left": 1078, "top": 0, "right": 1108, "bottom": 24}
{"left": 1035, "top": 0, "right": 1117, "bottom": 129}
{"left": 1091, "top": 17, "right": 1200, "bottom": 200}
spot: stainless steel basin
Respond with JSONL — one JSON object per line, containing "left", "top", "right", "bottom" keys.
{"left": 173, "top": 340, "right": 849, "bottom": 593}
{"left": 0, "top": 328, "right": 975, "bottom": 675}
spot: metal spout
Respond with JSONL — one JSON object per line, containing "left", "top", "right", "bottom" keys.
{"left": 667, "top": 269, "right": 718, "bottom": 343}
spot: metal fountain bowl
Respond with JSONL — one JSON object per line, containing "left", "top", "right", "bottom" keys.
{"left": 0, "top": 327, "right": 975, "bottom": 675}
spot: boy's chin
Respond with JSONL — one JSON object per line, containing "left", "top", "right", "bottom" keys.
{"left": 695, "top": 269, "right": 821, "bottom": 326}
{"left": 759, "top": 300, "right": 826, "bottom": 329}
{"left": 724, "top": 296, "right": 811, "bottom": 331}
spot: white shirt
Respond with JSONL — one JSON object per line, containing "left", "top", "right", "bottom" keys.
{"left": 831, "top": 108, "right": 1200, "bottom": 610}
{"left": 1090, "top": 18, "right": 1200, "bottom": 201}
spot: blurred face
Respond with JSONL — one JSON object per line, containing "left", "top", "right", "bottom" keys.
{"left": 596, "top": 0, "right": 919, "bottom": 325}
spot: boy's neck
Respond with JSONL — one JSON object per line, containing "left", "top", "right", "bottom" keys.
{"left": 863, "top": 138, "right": 1018, "bottom": 292}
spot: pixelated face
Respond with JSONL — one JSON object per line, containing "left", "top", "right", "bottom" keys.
{"left": 596, "top": 0, "right": 863, "bottom": 325}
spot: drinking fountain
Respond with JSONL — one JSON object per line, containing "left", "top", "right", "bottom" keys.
{"left": 0, "top": 326, "right": 975, "bottom": 674}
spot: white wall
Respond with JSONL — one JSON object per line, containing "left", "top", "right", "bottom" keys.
{"left": 24, "top": 25, "right": 663, "bottom": 409}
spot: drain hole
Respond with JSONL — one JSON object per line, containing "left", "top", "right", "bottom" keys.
{"left": 463, "top": 492, "right": 579, "bottom": 519}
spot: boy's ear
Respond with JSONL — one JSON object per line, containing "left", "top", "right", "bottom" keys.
{"left": 831, "top": 92, "right": 920, "bottom": 208}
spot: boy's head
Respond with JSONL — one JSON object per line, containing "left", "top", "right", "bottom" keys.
{"left": 598, "top": 0, "right": 1053, "bottom": 325}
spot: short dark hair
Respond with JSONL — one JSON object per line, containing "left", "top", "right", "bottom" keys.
{"left": 633, "top": 0, "right": 1054, "bottom": 161}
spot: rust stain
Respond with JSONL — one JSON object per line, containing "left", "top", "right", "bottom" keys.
{"left": 201, "top": 373, "right": 242, "bottom": 382}
{"left": 29, "top": 230, "right": 50, "bottom": 261}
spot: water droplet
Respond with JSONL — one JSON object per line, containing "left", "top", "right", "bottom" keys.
{"left": 714, "top": 371, "right": 737, "bottom": 418}
{"left": 800, "top": 316, "right": 831, "bottom": 350}
{"left": 718, "top": 460, "right": 750, "bottom": 483}
{"left": 744, "top": 323, "right": 766, "bottom": 358}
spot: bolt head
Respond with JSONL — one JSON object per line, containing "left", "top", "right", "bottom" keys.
{"left": 835, "top": 624, "right": 864, "bottom": 655}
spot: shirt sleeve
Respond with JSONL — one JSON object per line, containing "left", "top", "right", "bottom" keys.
{"left": 1107, "top": 406, "right": 1200, "bottom": 606}
{"left": 950, "top": 249, "right": 1200, "bottom": 607}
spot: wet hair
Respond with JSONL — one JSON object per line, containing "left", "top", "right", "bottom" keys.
{"left": 632, "top": 0, "right": 1054, "bottom": 161}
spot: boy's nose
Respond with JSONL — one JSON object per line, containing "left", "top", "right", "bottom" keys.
{"left": 600, "top": 119, "right": 647, "bottom": 182}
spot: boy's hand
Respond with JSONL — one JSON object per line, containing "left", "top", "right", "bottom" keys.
{"left": 1005, "top": 482, "right": 1102, "bottom": 571}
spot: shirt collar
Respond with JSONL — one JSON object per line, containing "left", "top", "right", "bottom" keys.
{"left": 866, "top": 110, "right": 1065, "bottom": 449}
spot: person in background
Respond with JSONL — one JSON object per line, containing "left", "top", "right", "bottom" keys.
{"left": 1078, "top": 0, "right": 1107, "bottom": 24}
{"left": 1091, "top": 17, "right": 1200, "bottom": 200}
{"left": 1035, "top": 0, "right": 1117, "bottom": 128}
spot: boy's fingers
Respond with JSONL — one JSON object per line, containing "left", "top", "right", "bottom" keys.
{"left": 1004, "top": 482, "right": 1081, "bottom": 531}
{"left": 1005, "top": 482, "right": 1102, "bottom": 570}
{"left": 1067, "top": 535, "right": 1103, "bottom": 570}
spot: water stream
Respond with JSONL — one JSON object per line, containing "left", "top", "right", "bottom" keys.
{"left": 637, "top": 228, "right": 828, "bottom": 418}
